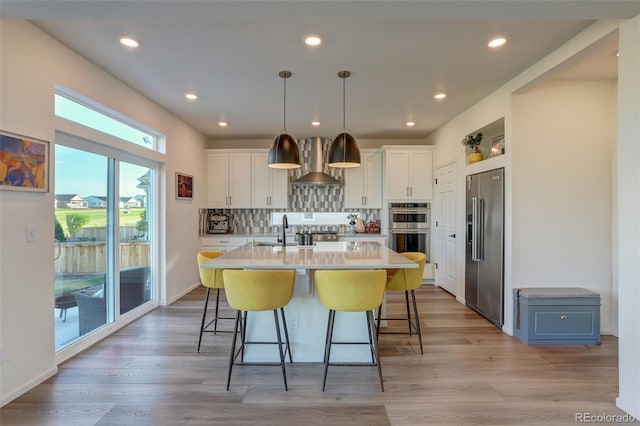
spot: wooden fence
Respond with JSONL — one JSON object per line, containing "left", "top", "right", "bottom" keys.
{"left": 74, "top": 226, "right": 142, "bottom": 242}
{"left": 55, "top": 241, "right": 151, "bottom": 274}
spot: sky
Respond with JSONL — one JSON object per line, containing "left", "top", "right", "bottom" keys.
{"left": 55, "top": 145, "right": 148, "bottom": 196}
{"left": 54, "top": 94, "right": 154, "bottom": 196}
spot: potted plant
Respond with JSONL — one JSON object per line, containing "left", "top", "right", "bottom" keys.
{"left": 461, "top": 132, "right": 484, "bottom": 163}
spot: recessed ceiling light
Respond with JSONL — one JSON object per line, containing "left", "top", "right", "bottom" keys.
{"left": 218, "top": 121, "right": 228, "bottom": 127}
{"left": 305, "top": 35, "right": 322, "bottom": 47}
{"left": 433, "top": 92, "right": 447, "bottom": 100}
{"left": 406, "top": 121, "right": 416, "bottom": 127}
{"left": 488, "top": 37, "right": 508, "bottom": 49}
{"left": 119, "top": 36, "right": 140, "bottom": 48}
{"left": 311, "top": 121, "right": 321, "bottom": 127}
{"left": 185, "top": 93, "right": 198, "bottom": 100}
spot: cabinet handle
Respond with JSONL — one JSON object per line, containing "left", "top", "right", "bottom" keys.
{"left": 363, "top": 196, "right": 367, "bottom": 206}
{"left": 406, "top": 187, "right": 409, "bottom": 196}
{"left": 229, "top": 196, "right": 232, "bottom": 206}
{"left": 410, "top": 187, "right": 413, "bottom": 196}
{"left": 448, "top": 234, "right": 456, "bottom": 238}
{"left": 560, "top": 314, "right": 568, "bottom": 320}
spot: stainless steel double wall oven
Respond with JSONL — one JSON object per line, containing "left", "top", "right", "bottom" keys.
{"left": 389, "top": 203, "right": 430, "bottom": 262}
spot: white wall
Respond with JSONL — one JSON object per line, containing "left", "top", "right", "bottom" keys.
{"left": 0, "top": 20, "right": 207, "bottom": 405}
{"left": 427, "top": 17, "right": 639, "bottom": 417}
{"left": 427, "top": 19, "right": 622, "bottom": 326}
{"left": 511, "top": 80, "right": 616, "bottom": 334}
{"left": 615, "top": 14, "right": 640, "bottom": 420}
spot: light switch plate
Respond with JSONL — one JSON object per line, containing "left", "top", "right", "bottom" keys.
{"left": 26, "top": 225, "right": 38, "bottom": 242}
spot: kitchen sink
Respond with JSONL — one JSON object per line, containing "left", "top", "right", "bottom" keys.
{"left": 253, "top": 241, "right": 297, "bottom": 247}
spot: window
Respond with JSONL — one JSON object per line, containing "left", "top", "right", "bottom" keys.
{"left": 55, "top": 91, "right": 157, "bottom": 150}
{"left": 54, "top": 91, "right": 160, "bottom": 354}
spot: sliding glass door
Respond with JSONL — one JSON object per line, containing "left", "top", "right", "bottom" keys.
{"left": 54, "top": 145, "right": 112, "bottom": 349}
{"left": 118, "top": 161, "right": 153, "bottom": 315}
{"left": 54, "top": 143, "right": 156, "bottom": 351}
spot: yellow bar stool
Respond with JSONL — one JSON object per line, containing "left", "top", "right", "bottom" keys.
{"left": 376, "top": 252, "right": 426, "bottom": 354}
{"left": 222, "top": 269, "right": 296, "bottom": 391}
{"left": 314, "top": 269, "right": 387, "bottom": 392}
{"left": 196, "top": 251, "right": 235, "bottom": 352}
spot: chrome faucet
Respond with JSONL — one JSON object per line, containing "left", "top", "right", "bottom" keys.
{"left": 281, "top": 214, "right": 288, "bottom": 247}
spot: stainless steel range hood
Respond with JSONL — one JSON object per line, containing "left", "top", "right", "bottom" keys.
{"left": 292, "top": 137, "right": 340, "bottom": 186}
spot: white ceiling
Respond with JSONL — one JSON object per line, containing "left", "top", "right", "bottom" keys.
{"left": 2, "top": 1, "right": 636, "bottom": 141}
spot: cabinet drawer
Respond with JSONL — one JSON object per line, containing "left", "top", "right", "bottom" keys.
{"left": 532, "top": 307, "right": 597, "bottom": 338}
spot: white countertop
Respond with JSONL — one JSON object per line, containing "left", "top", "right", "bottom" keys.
{"left": 200, "top": 232, "right": 386, "bottom": 238}
{"left": 201, "top": 241, "right": 415, "bottom": 270}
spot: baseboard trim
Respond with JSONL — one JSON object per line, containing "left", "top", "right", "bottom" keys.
{"left": 1, "top": 366, "right": 58, "bottom": 407}
{"left": 165, "top": 281, "right": 201, "bottom": 306}
{"left": 616, "top": 397, "right": 640, "bottom": 420}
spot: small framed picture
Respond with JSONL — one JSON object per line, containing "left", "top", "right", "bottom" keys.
{"left": 175, "top": 172, "right": 194, "bottom": 200}
{"left": 490, "top": 135, "right": 505, "bottom": 157}
{"left": 0, "top": 130, "right": 49, "bottom": 192}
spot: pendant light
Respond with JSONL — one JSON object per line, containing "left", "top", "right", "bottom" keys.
{"left": 268, "top": 70, "right": 301, "bottom": 169}
{"left": 328, "top": 70, "right": 360, "bottom": 168}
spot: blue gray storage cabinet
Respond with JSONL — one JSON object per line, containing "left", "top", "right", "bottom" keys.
{"left": 513, "top": 287, "right": 600, "bottom": 345}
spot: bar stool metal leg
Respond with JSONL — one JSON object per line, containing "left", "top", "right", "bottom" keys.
{"left": 273, "top": 309, "right": 288, "bottom": 391}
{"left": 404, "top": 290, "right": 412, "bottom": 335}
{"left": 197, "top": 288, "right": 211, "bottom": 352}
{"left": 279, "top": 307, "right": 293, "bottom": 363}
{"left": 213, "top": 288, "right": 221, "bottom": 333}
{"left": 322, "top": 309, "right": 336, "bottom": 392}
{"left": 367, "top": 310, "right": 384, "bottom": 392}
{"left": 411, "top": 289, "right": 424, "bottom": 354}
{"left": 226, "top": 310, "right": 242, "bottom": 391}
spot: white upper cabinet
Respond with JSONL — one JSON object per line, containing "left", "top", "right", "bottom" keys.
{"left": 252, "top": 152, "right": 289, "bottom": 208}
{"left": 207, "top": 151, "right": 252, "bottom": 208}
{"left": 344, "top": 150, "right": 382, "bottom": 208}
{"left": 383, "top": 146, "right": 434, "bottom": 201}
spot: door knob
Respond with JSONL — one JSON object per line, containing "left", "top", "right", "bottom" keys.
{"left": 448, "top": 233, "right": 456, "bottom": 238}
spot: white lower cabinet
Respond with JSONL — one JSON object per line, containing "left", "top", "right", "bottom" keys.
{"left": 200, "top": 236, "right": 248, "bottom": 253}
{"left": 338, "top": 235, "right": 387, "bottom": 247}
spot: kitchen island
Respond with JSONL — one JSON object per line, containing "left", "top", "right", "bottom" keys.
{"left": 201, "top": 241, "right": 417, "bottom": 362}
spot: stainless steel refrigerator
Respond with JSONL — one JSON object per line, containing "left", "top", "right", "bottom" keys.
{"left": 465, "top": 168, "right": 504, "bottom": 328}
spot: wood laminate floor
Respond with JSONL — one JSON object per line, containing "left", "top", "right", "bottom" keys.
{"left": 1, "top": 285, "right": 626, "bottom": 425}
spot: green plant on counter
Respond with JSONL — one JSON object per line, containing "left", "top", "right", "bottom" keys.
{"left": 461, "top": 132, "right": 483, "bottom": 153}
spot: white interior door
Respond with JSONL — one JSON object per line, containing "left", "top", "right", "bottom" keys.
{"left": 435, "top": 162, "right": 457, "bottom": 295}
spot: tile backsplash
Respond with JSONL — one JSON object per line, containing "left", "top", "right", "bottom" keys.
{"left": 200, "top": 208, "right": 382, "bottom": 235}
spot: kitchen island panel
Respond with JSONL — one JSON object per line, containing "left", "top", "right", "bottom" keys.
{"left": 202, "top": 242, "right": 417, "bottom": 362}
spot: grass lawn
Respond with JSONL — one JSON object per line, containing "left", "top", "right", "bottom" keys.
{"left": 55, "top": 275, "right": 104, "bottom": 297}
{"left": 55, "top": 208, "right": 145, "bottom": 235}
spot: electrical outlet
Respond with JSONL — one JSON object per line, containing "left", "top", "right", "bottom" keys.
{"left": 289, "top": 316, "right": 299, "bottom": 329}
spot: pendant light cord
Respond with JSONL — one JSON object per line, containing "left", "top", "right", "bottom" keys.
{"left": 342, "top": 75, "right": 346, "bottom": 129}
{"left": 283, "top": 75, "right": 287, "bottom": 130}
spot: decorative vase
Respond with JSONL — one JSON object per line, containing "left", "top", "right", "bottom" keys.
{"left": 468, "top": 151, "right": 483, "bottom": 164}
{"left": 349, "top": 222, "right": 356, "bottom": 233}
